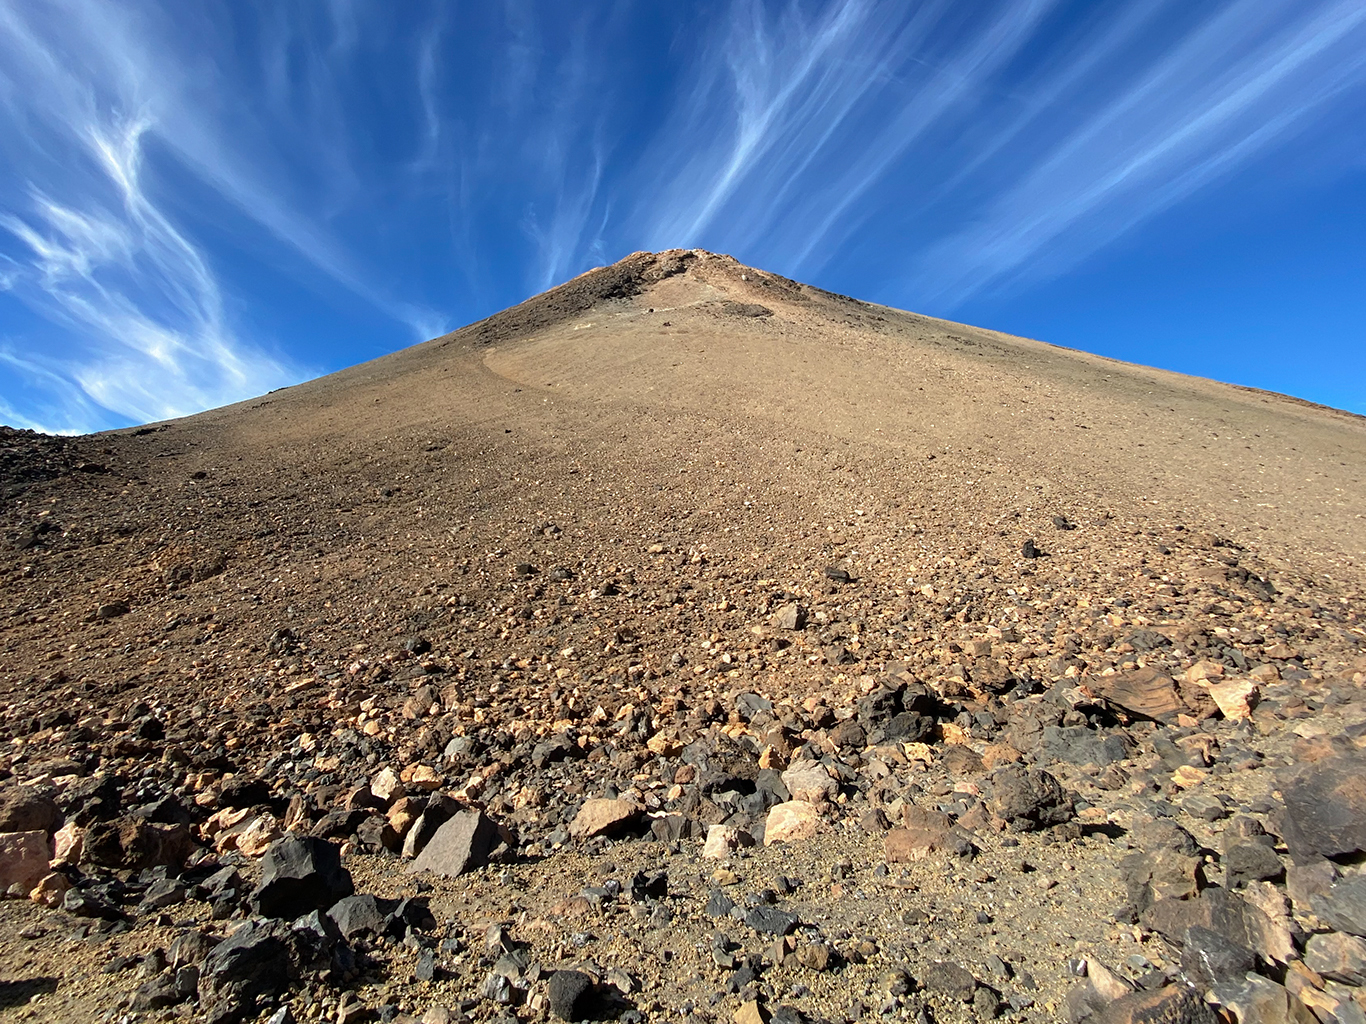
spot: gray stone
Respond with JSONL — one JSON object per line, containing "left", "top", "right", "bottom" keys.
{"left": 744, "top": 906, "right": 799, "bottom": 936}
{"left": 987, "top": 765, "right": 1074, "bottom": 830}
{"left": 1311, "top": 877, "right": 1366, "bottom": 936}
{"left": 328, "top": 893, "right": 393, "bottom": 939}
{"left": 548, "top": 969, "right": 593, "bottom": 1021}
{"left": 1180, "top": 925, "right": 1255, "bottom": 988}
{"left": 0, "top": 786, "right": 62, "bottom": 834}
{"left": 251, "top": 836, "right": 354, "bottom": 920}
{"left": 1207, "top": 974, "right": 1302, "bottom": 1024}
{"left": 197, "top": 920, "right": 291, "bottom": 1024}
{"left": 1093, "top": 985, "right": 1218, "bottom": 1024}
{"left": 1305, "top": 932, "right": 1366, "bottom": 986}
{"left": 1225, "top": 843, "right": 1284, "bottom": 889}
{"left": 407, "top": 809, "right": 501, "bottom": 879}
{"left": 920, "top": 961, "right": 977, "bottom": 1001}
{"left": 1278, "top": 752, "right": 1366, "bottom": 862}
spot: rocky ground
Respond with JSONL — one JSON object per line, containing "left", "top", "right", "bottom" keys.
{"left": 1, "top": 251, "right": 1365, "bottom": 1024}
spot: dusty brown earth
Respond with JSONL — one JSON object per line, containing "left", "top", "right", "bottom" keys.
{"left": 0, "top": 250, "right": 1364, "bottom": 1024}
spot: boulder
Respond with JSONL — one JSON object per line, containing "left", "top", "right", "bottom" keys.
{"left": 407, "top": 809, "right": 503, "bottom": 878}
{"left": 1278, "top": 752, "right": 1366, "bottom": 862}
{"left": 548, "top": 969, "right": 593, "bottom": 1021}
{"left": 780, "top": 761, "right": 837, "bottom": 803}
{"left": 0, "top": 786, "right": 62, "bottom": 835}
{"left": 0, "top": 831, "right": 52, "bottom": 894}
{"left": 1094, "top": 984, "right": 1218, "bottom": 1024}
{"left": 763, "top": 801, "right": 821, "bottom": 845}
{"left": 250, "top": 836, "right": 354, "bottom": 920}
{"left": 987, "top": 765, "right": 1074, "bottom": 830}
{"left": 1087, "top": 668, "right": 1183, "bottom": 723}
{"left": 568, "top": 798, "right": 640, "bottom": 839}
{"left": 1311, "top": 877, "right": 1366, "bottom": 937}
{"left": 197, "top": 920, "right": 291, "bottom": 1024}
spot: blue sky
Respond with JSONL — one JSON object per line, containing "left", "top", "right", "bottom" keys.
{"left": 2, "top": 1, "right": 1364, "bottom": 434}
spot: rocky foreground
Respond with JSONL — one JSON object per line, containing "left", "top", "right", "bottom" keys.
{"left": 1, "top": 252, "right": 1365, "bottom": 1024}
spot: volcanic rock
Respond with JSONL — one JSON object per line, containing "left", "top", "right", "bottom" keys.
{"left": 251, "top": 836, "right": 354, "bottom": 920}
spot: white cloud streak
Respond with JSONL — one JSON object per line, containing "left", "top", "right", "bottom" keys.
{"left": 914, "top": 0, "right": 1366, "bottom": 304}
{"left": 2, "top": 0, "right": 1364, "bottom": 431}
{"left": 638, "top": 0, "right": 1366, "bottom": 308}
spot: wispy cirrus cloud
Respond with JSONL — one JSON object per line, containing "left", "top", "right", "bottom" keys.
{"left": 635, "top": 0, "right": 1366, "bottom": 307}
{"left": 2, "top": 0, "right": 1364, "bottom": 431}
{"left": 912, "top": 0, "right": 1366, "bottom": 304}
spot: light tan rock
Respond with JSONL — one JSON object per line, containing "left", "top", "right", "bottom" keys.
{"left": 1203, "top": 678, "right": 1260, "bottom": 720}
{"left": 0, "top": 831, "right": 52, "bottom": 894}
{"left": 235, "top": 813, "right": 283, "bottom": 857}
{"left": 702, "top": 824, "right": 754, "bottom": 859}
{"left": 1185, "top": 660, "right": 1225, "bottom": 685}
{"left": 1084, "top": 960, "right": 1134, "bottom": 1002}
{"left": 29, "top": 871, "right": 70, "bottom": 907}
{"left": 781, "top": 761, "right": 837, "bottom": 803}
{"left": 568, "top": 798, "right": 640, "bottom": 838}
{"left": 408, "top": 765, "right": 444, "bottom": 792}
{"left": 646, "top": 732, "right": 683, "bottom": 757}
{"left": 734, "top": 999, "right": 768, "bottom": 1024}
{"left": 51, "top": 821, "right": 83, "bottom": 867}
{"left": 387, "top": 797, "right": 422, "bottom": 838}
{"left": 763, "top": 801, "right": 822, "bottom": 846}
{"left": 371, "top": 766, "right": 405, "bottom": 804}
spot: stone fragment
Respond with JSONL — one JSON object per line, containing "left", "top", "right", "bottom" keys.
{"left": 1305, "top": 932, "right": 1366, "bottom": 986}
{"left": 987, "top": 765, "right": 1074, "bottom": 830}
{"left": 1094, "top": 984, "right": 1219, "bottom": 1024}
{"left": 734, "top": 1000, "right": 769, "bottom": 1024}
{"left": 1204, "top": 679, "right": 1260, "bottom": 721}
{"left": 328, "top": 893, "right": 392, "bottom": 939}
{"left": 82, "top": 818, "right": 193, "bottom": 871}
{"left": 745, "top": 906, "right": 799, "bottom": 936}
{"left": 568, "top": 798, "right": 640, "bottom": 839}
{"left": 1287, "top": 860, "right": 1339, "bottom": 911}
{"left": 797, "top": 942, "right": 835, "bottom": 972}
{"left": 370, "top": 767, "right": 404, "bottom": 804}
{"left": 234, "top": 814, "right": 283, "bottom": 857}
{"left": 773, "top": 603, "right": 806, "bottom": 630}
{"left": 0, "top": 830, "right": 51, "bottom": 894}
{"left": 1207, "top": 974, "right": 1304, "bottom": 1024}
{"left": 1239, "top": 882, "right": 1297, "bottom": 964}
{"left": 131, "top": 967, "right": 199, "bottom": 1012}
{"left": 402, "top": 795, "right": 460, "bottom": 859}
{"left": 702, "top": 824, "right": 754, "bottom": 859}
{"left": 51, "top": 821, "right": 83, "bottom": 865}
{"left": 763, "top": 801, "right": 821, "bottom": 846}
{"left": 28, "top": 870, "right": 70, "bottom": 907}
{"left": 407, "top": 809, "right": 502, "bottom": 878}
{"left": 0, "top": 786, "right": 62, "bottom": 835}
{"left": 1311, "top": 877, "right": 1366, "bottom": 937}
{"left": 250, "top": 836, "right": 354, "bottom": 920}
{"left": 1225, "top": 843, "right": 1285, "bottom": 888}
{"left": 169, "top": 930, "right": 219, "bottom": 969}
{"left": 780, "top": 761, "right": 837, "bottom": 803}
{"left": 921, "top": 961, "right": 977, "bottom": 1001}
{"left": 1181, "top": 925, "right": 1256, "bottom": 988}
{"left": 197, "top": 920, "right": 291, "bottom": 1024}
{"left": 548, "top": 969, "right": 593, "bottom": 1021}
{"left": 408, "top": 765, "right": 444, "bottom": 791}
{"left": 1120, "top": 848, "right": 1204, "bottom": 914}
{"left": 1278, "top": 752, "right": 1366, "bottom": 862}
{"left": 1088, "top": 668, "right": 1183, "bottom": 722}
{"left": 884, "top": 809, "right": 974, "bottom": 863}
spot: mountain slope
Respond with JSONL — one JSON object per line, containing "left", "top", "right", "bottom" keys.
{"left": 0, "top": 249, "right": 1363, "bottom": 1024}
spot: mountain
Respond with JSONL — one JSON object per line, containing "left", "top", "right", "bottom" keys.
{"left": 1, "top": 249, "right": 1363, "bottom": 1023}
